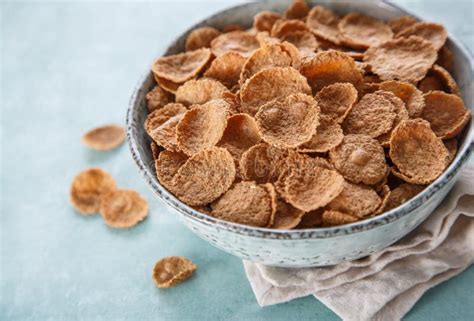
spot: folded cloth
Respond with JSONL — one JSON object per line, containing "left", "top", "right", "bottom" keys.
{"left": 244, "top": 164, "right": 474, "bottom": 321}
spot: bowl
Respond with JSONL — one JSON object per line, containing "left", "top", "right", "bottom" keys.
{"left": 127, "top": 0, "right": 473, "bottom": 267}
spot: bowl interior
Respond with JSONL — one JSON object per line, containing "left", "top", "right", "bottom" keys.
{"left": 127, "top": 0, "right": 473, "bottom": 237}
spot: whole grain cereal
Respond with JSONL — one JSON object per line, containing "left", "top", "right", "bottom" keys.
{"left": 298, "top": 116, "right": 344, "bottom": 153}
{"left": 153, "top": 256, "right": 197, "bottom": 288}
{"left": 363, "top": 36, "right": 437, "bottom": 83}
{"left": 240, "top": 143, "right": 289, "bottom": 183}
{"left": 255, "top": 93, "right": 320, "bottom": 149}
{"left": 378, "top": 80, "right": 425, "bottom": 118}
{"left": 70, "top": 168, "right": 116, "bottom": 215}
{"left": 172, "top": 147, "right": 236, "bottom": 206}
{"left": 315, "top": 82, "right": 358, "bottom": 123}
{"left": 82, "top": 124, "right": 125, "bottom": 151}
{"left": 240, "top": 67, "right": 311, "bottom": 116}
{"left": 210, "top": 31, "right": 259, "bottom": 58}
{"left": 342, "top": 92, "right": 397, "bottom": 138}
{"left": 217, "top": 113, "right": 261, "bottom": 165}
{"left": 141, "top": 4, "right": 470, "bottom": 228}
{"left": 338, "top": 13, "right": 393, "bottom": 49}
{"left": 271, "top": 199, "right": 305, "bottom": 229}
{"left": 152, "top": 48, "right": 212, "bottom": 84}
{"left": 146, "top": 86, "right": 174, "bottom": 113}
{"left": 306, "top": 6, "right": 341, "bottom": 45}
{"left": 253, "top": 11, "right": 282, "bottom": 33}
{"left": 421, "top": 91, "right": 471, "bottom": 139}
{"left": 239, "top": 44, "right": 293, "bottom": 85}
{"left": 327, "top": 181, "right": 381, "bottom": 218}
{"left": 322, "top": 210, "right": 358, "bottom": 226}
{"left": 175, "top": 78, "right": 230, "bottom": 106}
{"left": 388, "top": 15, "right": 418, "bottom": 34}
{"left": 396, "top": 22, "right": 447, "bottom": 51}
{"left": 389, "top": 119, "right": 448, "bottom": 184}
{"left": 100, "top": 189, "right": 148, "bottom": 229}
{"left": 211, "top": 181, "right": 277, "bottom": 227}
{"left": 284, "top": 0, "right": 310, "bottom": 20}
{"left": 203, "top": 52, "right": 246, "bottom": 89}
{"left": 329, "top": 134, "right": 388, "bottom": 185}
{"left": 185, "top": 26, "right": 221, "bottom": 51}
{"left": 300, "top": 50, "right": 363, "bottom": 92}
{"left": 176, "top": 99, "right": 229, "bottom": 156}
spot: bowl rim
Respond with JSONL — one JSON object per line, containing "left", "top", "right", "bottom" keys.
{"left": 126, "top": 0, "right": 474, "bottom": 239}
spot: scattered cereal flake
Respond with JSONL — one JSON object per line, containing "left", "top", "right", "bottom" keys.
{"left": 240, "top": 67, "right": 311, "bottom": 116}
{"left": 172, "top": 147, "right": 236, "bottom": 206}
{"left": 255, "top": 93, "right": 320, "bottom": 148}
{"left": 284, "top": 0, "right": 310, "bottom": 20}
{"left": 240, "top": 143, "right": 289, "bottom": 183}
{"left": 82, "top": 124, "right": 125, "bottom": 151}
{"left": 150, "top": 142, "right": 160, "bottom": 161}
{"left": 271, "top": 19, "right": 309, "bottom": 38}
{"left": 203, "top": 52, "right": 246, "bottom": 89}
{"left": 296, "top": 208, "right": 324, "bottom": 228}
{"left": 217, "top": 113, "right": 261, "bottom": 165}
{"left": 338, "top": 13, "right": 393, "bottom": 49}
{"left": 322, "top": 210, "right": 358, "bottom": 226}
{"left": 436, "top": 45, "right": 454, "bottom": 72}
{"left": 155, "top": 150, "right": 188, "bottom": 191}
{"left": 306, "top": 6, "right": 341, "bottom": 45}
{"left": 70, "top": 168, "right": 117, "bottom": 215}
{"left": 396, "top": 22, "right": 447, "bottom": 51}
{"left": 176, "top": 99, "right": 229, "bottom": 156}
{"left": 422, "top": 91, "right": 471, "bottom": 139}
{"left": 239, "top": 44, "right": 293, "bottom": 85}
{"left": 100, "top": 189, "right": 148, "bottom": 229}
{"left": 283, "top": 165, "right": 344, "bottom": 212}
{"left": 363, "top": 36, "right": 437, "bottom": 83}
{"left": 210, "top": 31, "right": 259, "bottom": 58}
{"left": 378, "top": 80, "right": 425, "bottom": 118}
{"left": 389, "top": 119, "right": 448, "bottom": 184}
{"left": 210, "top": 181, "right": 277, "bottom": 227}
{"left": 327, "top": 181, "right": 381, "bottom": 218}
{"left": 175, "top": 78, "right": 230, "bottom": 106}
{"left": 382, "top": 183, "right": 424, "bottom": 212}
{"left": 271, "top": 198, "right": 305, "bottom": 229}
{"left": 280, "top": 31, "right": 319, "bottom": 58}
{"left": 373, "top": 90, "right": 409, "bottom": 147}
{"left": 388, "top": 16, "right": 417, "bottom": 34}
{"left": 152, "top": 48, "right": 212, "bottom": 83}
{"left": 154, "top": 75, "right": 183, "bottom": 94}
{"left": 185, "top": 26, "right": 221, "bottom": 51}
{"left": 221, "top": 91, "right": 241, "bottom": 114}
{"left": 300, "top": 50, "right": 363, "bottom": 93}
{"left": 346, "top": 51, "right": 365, "bottom": 61}
{"left": 146, "top": 85, "right": 174, "bottom": 113}
{"left": 153, "top": 256, "right": 197, "bottom": 288}
{"left": 444, "top": 139, "right": 458, "bottom": 164}
{"left": 342, "top": 92, "right": 396, "bottom": 138}
{"left": 298, "top": 116, "right": 343, "bottom": 153}
{"left": 254, "top": 11, "right": 282, "bottom": 32}
{"left": 280, "top": 41, "right": 302, "bottom": 68}
{"left": 419, "top": 64, "right": 460, "bottom": 96}
{"left": 315, "top": 82, "right": 358, "bottom": 123}
{"left": 329, "top": 134, "right": 388, "bottom": 185}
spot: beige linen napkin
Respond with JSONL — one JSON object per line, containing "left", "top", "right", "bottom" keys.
{"left": 244, "top": 164, "right": 474, "bottom": 321}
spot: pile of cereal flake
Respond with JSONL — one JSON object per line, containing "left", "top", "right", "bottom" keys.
{"left": 144, "top": 0, "right": 471, "bottom": 229}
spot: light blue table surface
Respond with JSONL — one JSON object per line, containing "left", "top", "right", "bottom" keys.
{"left": 1, "top": 1, "right": 473, "bottom": 320}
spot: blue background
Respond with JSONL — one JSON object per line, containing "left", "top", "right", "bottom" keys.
{"left": 1, "top": 1, "right": 473, "bottom": 320}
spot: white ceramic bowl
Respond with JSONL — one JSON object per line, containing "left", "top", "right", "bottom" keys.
{"left": 127, "top": 0, "right": 473, "bottom": 267}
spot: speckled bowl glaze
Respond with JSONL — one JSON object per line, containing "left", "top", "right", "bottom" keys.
{"left": 127, "top": 0, "right": 473, "bottom": 267}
